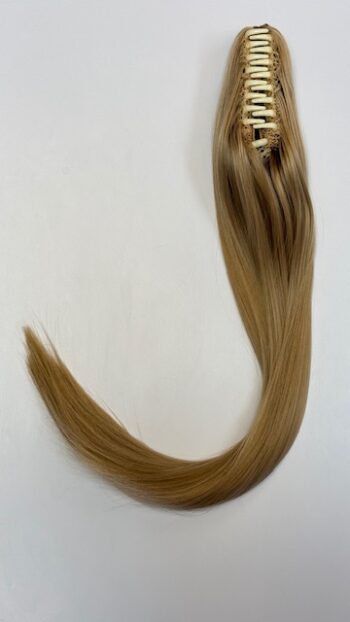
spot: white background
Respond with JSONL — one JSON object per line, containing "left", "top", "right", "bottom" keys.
{"left": 1, "top": 1, "right": 349, "bottom": 620}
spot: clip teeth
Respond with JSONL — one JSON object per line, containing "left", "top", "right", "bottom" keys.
{"left": 245, "top": 28, "right": 269, "bottom": 36}
{"left": 252, "top": 138, "right": 268, "bottom": 148}
{"left": 242, "top": 26, "right": 279, "bottom": 152}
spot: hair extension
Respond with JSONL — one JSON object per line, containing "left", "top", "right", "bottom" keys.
{"left": 24, "top": 25, "right": 314, "bottom": 508}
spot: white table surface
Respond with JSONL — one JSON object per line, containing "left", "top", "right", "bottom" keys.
{"left": 1, "top": 1, "right": 349, "bottom": 620}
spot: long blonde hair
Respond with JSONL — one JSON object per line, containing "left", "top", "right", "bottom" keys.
{"left": 24, "top": 25, "right": 314, "bottom": 508}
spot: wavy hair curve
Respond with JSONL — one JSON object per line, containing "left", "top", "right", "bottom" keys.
{"left": 24, "top": 25, "right": 314, "bottom": 508}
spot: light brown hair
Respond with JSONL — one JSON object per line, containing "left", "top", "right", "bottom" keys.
{"left": 24, "top": 25, "right": 314, "bottom": 508}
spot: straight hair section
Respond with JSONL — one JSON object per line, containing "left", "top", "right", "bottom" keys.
{"left": 24, "top": 26, "right": 314, "bottom": 508}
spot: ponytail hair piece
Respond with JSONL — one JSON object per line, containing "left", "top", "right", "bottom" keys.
{"left": 24, "top": 25, "right": 314, "bottom": 508}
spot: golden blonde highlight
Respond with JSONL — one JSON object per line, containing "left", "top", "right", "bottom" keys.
{"left": 24, "top": 25, "right": 314, "bottom": 508}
